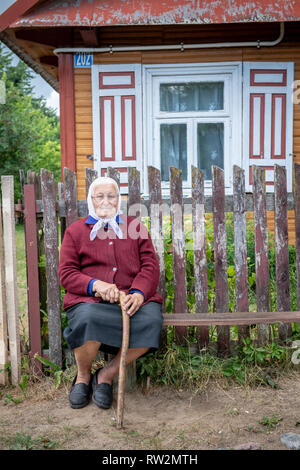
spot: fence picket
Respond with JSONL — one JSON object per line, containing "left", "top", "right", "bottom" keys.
{"left": 148, "top": 166, "right": 167, "bottom": 349}
{"left": 252, "top": 166, "right": 270, "bottom": 345}
{"left": 294, "top": 163, "right": 300, "bottom": 329}
{"left": 107, "top": 167, "right": 120, "bottom": 189}
{"left": 41, "top": 169, "right": 62, "bottom": 367}
{"left": 233, "top": 166, "right": 249, "bottom": 341}
{"left": 191, "top": 166, "right": 209, "bottom": 349}
{"left": 128, "top": 167, "right": 141, "bottom": 220}
{"left": 148, "top": 166, "right": 166, "bottom": 313}
{"left": 1, "top": 175, "right": 21, "bottom": 385}
{"left": 0, "top": 200, "right": 8, "bottom": 385}
{"left": 85, "top": 167, "right": 98, "bottom": 202}
{"left": 24, "top": 184, "right": 42, "bottom": 374}
{"left": 58, "top": 182, "right": 66, "bottom": 243}
{"left": 169, "top": 167, "right": 188, "bottom": 344}
{"left": 274, "top": 165, "right": 291, "bottom": 340}
{"left": 64, "top": 167, "right": 78, "bottom": 228}
{"left": 212, "top": 166, "right": 230, "bottom": 355}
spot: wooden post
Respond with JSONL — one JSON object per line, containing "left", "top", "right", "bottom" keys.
{"left": 85, "top": 168, "right": 98, "bottom": 201}
{"left": 233, "top": 166, "right": 249, "bottom": 342}
{"left": 58, "top": 53, "right": 76, "bottom": 180}
{"left": 148, "top": 166, "right": 165, "bottom": 312}
{"left": 0, "top": 200, "right": 8, "bottom": 385}
{"left": 107, "top": 167, "right": 120, "bottom": 189}
{"left": 212, "top": 166, "right": 230, "bottom": 356}
{"left": 274, "top": 165, "right": 291, "bottom": 341}
{"left": 192, "top": 166, "right": 209, "bottom": 349}
{"left": 41, "top": 169, "right": 62, "bottom": 368}
{"left": 293, "top": 163, "right": 300, "bottom": 331}
{"left": 252, "top": 166, "right": 270, "bottom": 346}
{"left": 58, "top": 182, "right": 66, "bottom": 243}
{"left": 128, "top": 167, "right": 141, "bottom": 220}
{"left": 169, "top": 166, "right": 188, "bottom": 344}
{"left": 29, "top": 172, "right": 47, "bottom": 319}
{"left": 64, "top": 167, "right": 78, "bottom": 228}
{"left": 1, "top": 175, "right": 21, "bottom": 385}
{"left": 148, "top": 166, "right": 166, "bottom": 349}
{"left": 23, "top": 184, "right": 42, "bottom": 375}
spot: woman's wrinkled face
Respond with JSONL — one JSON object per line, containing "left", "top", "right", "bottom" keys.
{"left": 91, "top": 183, "right": 118, "bottom": 219}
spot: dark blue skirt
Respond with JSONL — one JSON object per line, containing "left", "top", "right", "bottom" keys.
{"left": 63, "top": 300, "right": 163, "bottom": 355}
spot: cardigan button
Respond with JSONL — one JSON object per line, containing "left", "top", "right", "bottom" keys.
{"left": 112, "top": 267, "right": 117, "bottom": 271}
{"left": 109, "top": 241, "right": 113, "bottom": 245}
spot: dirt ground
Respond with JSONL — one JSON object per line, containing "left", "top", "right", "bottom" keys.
{"left": 1, "top": 369, "right": 300, "bottom": 451}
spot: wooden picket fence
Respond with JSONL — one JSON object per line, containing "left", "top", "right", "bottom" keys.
{"left": 1, "top": 163, "right": 300, "bottom": 386}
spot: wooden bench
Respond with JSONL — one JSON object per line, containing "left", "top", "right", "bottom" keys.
{"left": 162, "top": 311, "right": 300, "bottom": 327}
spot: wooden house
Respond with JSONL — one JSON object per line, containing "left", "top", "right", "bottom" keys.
{"left": 1, "top": 1, "right": 300, "bottom": 240}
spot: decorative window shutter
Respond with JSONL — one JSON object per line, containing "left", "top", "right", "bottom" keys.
{"left": 243, "top": 62, "right": 294, "bottom": 192}
{"left": 92, "top": 64, "right": 142, "bottom": 194}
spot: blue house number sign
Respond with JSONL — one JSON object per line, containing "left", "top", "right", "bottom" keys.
{"left": 74, "top": 53, "right": 93, "bottom": 68}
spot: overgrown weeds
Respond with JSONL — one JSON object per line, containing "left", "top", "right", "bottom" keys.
{"left": 136, "top": 337, "right": 299, "bottom": 392}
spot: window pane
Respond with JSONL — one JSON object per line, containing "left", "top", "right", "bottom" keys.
{"left": 160, "top": 124, "right": 187, "bottom": 181}
{"left": 197, "top": 123, "right": 224, "bottom": 180}
{"left": 160, "top": 82, "right": 224, "bottom": 112}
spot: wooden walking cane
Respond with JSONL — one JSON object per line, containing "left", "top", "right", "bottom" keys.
{"left": 116, "top": 290, "right": 130, "bottom": 429}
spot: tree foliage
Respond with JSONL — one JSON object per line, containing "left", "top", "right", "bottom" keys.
{"left": 0, "top": 43, "right": 60, "bottom": 201}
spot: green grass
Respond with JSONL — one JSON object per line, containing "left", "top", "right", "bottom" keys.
{"left": 1, "top": 432, "right": 59, "bottom": 450}
{"left": 136, "top": 338, "right": 298, "bottom": 391}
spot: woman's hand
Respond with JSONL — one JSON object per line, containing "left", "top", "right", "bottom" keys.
{"left": 93, "top": 280, "right": 120, "bottom": 303}
{"left": 122, "top": 292, "right": 144, "bottom": 317}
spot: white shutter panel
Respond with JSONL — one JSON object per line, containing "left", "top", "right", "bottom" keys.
{"left": 92, "top": 64, "right": 142, "bottom": 194}
{"left": 243, "top": 62, "right": 294, "bottom": 192}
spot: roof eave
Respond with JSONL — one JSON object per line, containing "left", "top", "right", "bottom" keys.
{"left": 0, "top": 30, "right": 59, "bottom": 92}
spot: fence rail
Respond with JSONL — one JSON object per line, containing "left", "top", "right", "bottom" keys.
{"left": 1, "top": 163, "right": 300, "bottom": 385}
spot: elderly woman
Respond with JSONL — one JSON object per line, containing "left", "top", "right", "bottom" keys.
{"left": 58, "top": 176, "right": 163, "bottom": 410}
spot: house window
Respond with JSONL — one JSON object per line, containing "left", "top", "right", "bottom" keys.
{"left": 197, "top": 122, "right": 224, "bottom": 180}
{"left": 159, "top": 82, "right": 225, "bottom": 182}
{"left": 144, "top": 63, "right": 242, "bottom": 195}
{"left": 92, "top": 62, "right": 293, "bottom": 195}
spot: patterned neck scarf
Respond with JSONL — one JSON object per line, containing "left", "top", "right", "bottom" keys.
{"left": 87, "top": 177, "right": 123, "bottom": 241}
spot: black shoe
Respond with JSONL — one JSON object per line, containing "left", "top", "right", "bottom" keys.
{"left": 69, "top": 374, "right": 92, "bottom": 409}
{"left": 92, "top": 368, "right": 113, "bottom": 409}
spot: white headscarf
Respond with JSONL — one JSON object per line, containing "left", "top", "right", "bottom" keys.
{"left": 87, "top": 176, "right": 123, "bottom": 241}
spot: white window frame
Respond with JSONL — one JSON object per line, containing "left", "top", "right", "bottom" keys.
{"left": 142, "top": 62, "right": 242, "bottom": 197}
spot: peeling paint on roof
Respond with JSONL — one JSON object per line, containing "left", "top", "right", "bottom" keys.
{"left": 9, "top": 0, "right": 300, "bottom": 28}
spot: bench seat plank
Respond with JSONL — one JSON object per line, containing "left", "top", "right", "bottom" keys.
{"left": 162, "top": 311, "right": 300, "bottom": 326}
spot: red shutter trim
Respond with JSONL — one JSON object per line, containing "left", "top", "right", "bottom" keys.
{"left": 250, "top": 69, "right": 287, "bottom": 87}
{"left": 99, "top": 72, "right": 135, "bottom": 89}
{"left": 100, "top": 96, "right": 115, "bottom": 161}
{"left": 249, "top": 93, "right": 265, "bottom": 159}
{"left": 271, "top": 94, "right": 286, "bottom": 159}
{"left": 121, "top": 96, "right": 136, "bottom": 161}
